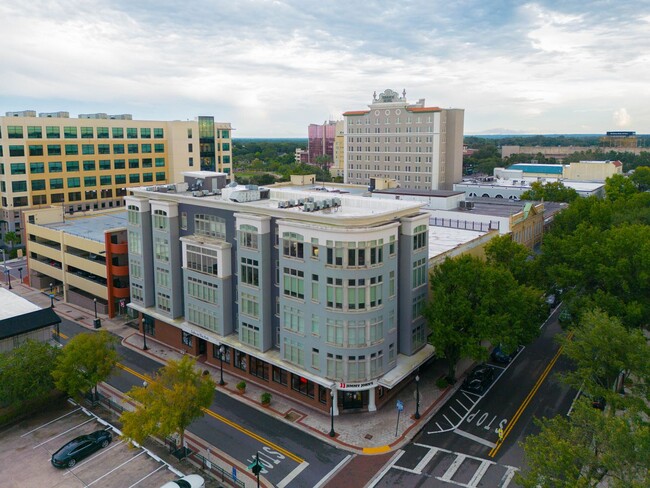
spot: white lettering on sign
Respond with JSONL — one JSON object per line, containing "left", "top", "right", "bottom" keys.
{"left": 339, "top": 381, "right": 376, "bottom": 390}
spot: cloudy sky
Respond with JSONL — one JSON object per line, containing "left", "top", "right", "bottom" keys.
{"left": 1, "top": 0, "right": 648, "bottom": 137}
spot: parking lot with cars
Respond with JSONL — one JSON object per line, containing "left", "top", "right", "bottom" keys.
{"left": 0, "top": 401, "right": 197, "bottom": 488}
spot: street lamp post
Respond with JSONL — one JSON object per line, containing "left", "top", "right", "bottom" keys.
{"left": 93, "top": 298, "right": 101, "bottom": 328}
{"left": 415, "top": 374, "right": 421, "bottom": 420}
{"left": 18, "top": 267, "right": 22, "bottom": 284}
{"left": 49, "top": 293, "right": 55, "bottom": 308}
{"left": 219, "top": 345, "right": 225, "bottom": 386}
{"left": 50, "top": 282, "right": 54, "bottom": 294}
{"left": 5, "top": 268, "right": 11, "bottom": 289}
{"left": 329, "top": 388, "right": 336, "bottom": 437}
{"left": 142, "top": 320, "right": 149, "bottom": 350}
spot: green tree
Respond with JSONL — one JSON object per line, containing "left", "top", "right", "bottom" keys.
{"left": 0, "top": 340, "right": 60, "bottom": 407}
{"left": 3, "top": 231, "right": 20, "bottom": 250}
{"left": 518, "top": 400, "right": 649, "bottom": 488}
{"left": 425, "top": 255, "right": 544, "bottom": 381}
{"left": 520, "top": 181, "right": 579, "bottom": 203}
{"left": 558, "top": 309, "right": 649, "bottom": 413}
{"left": 52, "top": 331, "right": 118, "bottom": 401}
{"left": 604, "top": 173, "right": 637, "bottom": 201}
{"left": 120, "top": 355, "right": 215, "bottom": 451}
{"left": 630, "top": 166, "right": 650, "bottom": 192}
{"left": 484, "top": 234, "right": 533, "bottom": 285}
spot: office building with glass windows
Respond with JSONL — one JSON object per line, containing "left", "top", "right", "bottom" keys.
{"left": 0, "top": 111, "right": 232, "bottom": 247}
{"left": 126, "top": 171, "right": 433, "bottom": 414}
{"left": 343, "top": 89, "right": 464, "bottom": 191}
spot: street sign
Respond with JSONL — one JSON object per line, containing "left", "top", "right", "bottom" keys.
{"left": 396, "top": 400, "right": 404, "bottom": 412}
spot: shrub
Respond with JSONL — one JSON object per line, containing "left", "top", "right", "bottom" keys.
{"left": 436, "top": 376, "right": 449, "bottom": 389}
{"left": 236, "top": 380, "right": 246, "bottom": 391}
{"left": 260, "top": 392, "right": 272, "bottom": 405}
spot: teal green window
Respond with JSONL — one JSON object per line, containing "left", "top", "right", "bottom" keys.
{"left": 143, "top": 173, "right": 153, "bottom": 182}
{"left": 68, "top": 191, "right": 81, "bottom": 201}
{"left": 114, "top": 159, "right": 125, "bottom": 169}
{"left": 83, "top": 160, "right": 96, "bottom": 171}
{"left": 155, "top": 158, "right": 165, "bottom": 167}
{"left": 47, "top": 144, "right": 61, "bottom": 156}
{"left": 98, "top": 144, "right": 110, "bottom": 154}
{"left": 27, "top": 126, "right": 42, "bottom": 138}
{"left": 140, "top": 128, "right": 151, "bottom": 138}
{"left": 99, "top": 160, "right": 111, "bottom": 170}
{"left": 46, "top": 126, "right": 60, "bottom": 138}
{"left": 8, "top": 126, "right": 23, "bottom": 138}
{"left": 113, "top": 144, "right": 124, "bottom": 154}
{"left": 128, "top": 144, "right": 138, "bottom": 154}
{"left": 127, "top": 128, "right": 137, "bottom": 138}
{"left": 66, "top": 161, "right": 79, "bottom": 172}
{"left": 112, "top": 127, "right": 124, "bottom": 138}
{"left": 142, "top": 158, "right": 152, "bottom": 168}
{"left": 30, "top": 162, "right": 45, "bottom": 174}
{"left": 115, "top": 174, "right": 126, "bottom": 184}
{"left": 50, "top": 178, "right": 64, "bottom": 190}
{"left": 67, "top": 177, "right": 80, "bottom": 188}
{"left": 129, "top": 159, "right": 139, "bottom": 169}
{"left": 64, "top": 126, "right": 77, "bottom": 138}
{"left": 0, "top": 181, "right": 5, "bottom": 192}
{"left": 154, "top": 143, "right": 164, "bottom": 153}
{"left": 82, "top": 144, "right": 94, "bottom": 155}
{"left": 97, "top": 127, "right": 109, "bottom": 138}
{"left": 223, "top": 155, "right": 231, "bottom": 164}
{"left": 12, "top": 181, "right": 27, "bottom": 192}
{"left": 100, "top": 175, "right": 112, "bottom": 186}
{"left": 65, "top": 144, "right": 78, "bottom": 155}
{"left": 129, "top": 174, "right": 140, "bottom": 183}
{"left": 222, "top": 142, "right": 230, "bottom": 151}
{"left": 31, "top": 179, "right": 46, "bottom": 191}
{"left": 84, "top": 176, "right": 96, "bottom": 187}
{"left": 81, "top": 127, "right": 93, "bottom": 138}
{"left": 155, "top": 171, "right": 166, "bottom": 181}
{"left": 10, "top": 163, "right": 26, "bottom": 174}
{"left": 141, "top": 144, "right": 151, "bottom": 153}
{"left": 48, "top": 162, "right": 62, "bottom": 172}
{"left": 29, "top": 145, "right": 44, "bottom": 156}
{"left": 221, "top": 130, "right": 229, "bottom": 138}
{"left": 154, "top": 128, "right": 164, "bottom": 138}
{"left": 9, "top": 145, "right": 25, "bottom": 157}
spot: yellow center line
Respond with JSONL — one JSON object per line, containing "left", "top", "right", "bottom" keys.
{"left": 52, "top": 328, "right": 69, "bottom": 340}
{"left": 489, "top": 332, "right": 573, "bottom": 458}
{"left": 115, "top": 363, "right": 304, "bottom": 464}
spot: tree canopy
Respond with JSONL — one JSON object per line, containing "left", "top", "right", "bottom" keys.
{"left": 120, "top": 355, "right": 215, "bottom": 451}
{"left": 51, "top": 331, "right": 118, "bottom": 401}
{"left": 520, "top": 181, "right": 579, "bottom": 203}
{"left": 558, "top": 309, "right": 649, "bottom": 413}
{"left": 425, "top": 255, "right": 544, "bottom": 381}
{"left": 484, "top": 234, "right": 534, "bottom": 285}
{"left": 518, "top": 399, "right": 650, "bottom": 488}
{"left": 0, "top": 340, "right": 60, "bottom": 408}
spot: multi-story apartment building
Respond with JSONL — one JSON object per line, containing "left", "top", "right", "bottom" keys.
{"left": 331, "top": 120, "right": 345, "bottom": 179}
{"left": 0, "top": 111, "right": 232, "bottom": 246}
{"left": 126, "top": 171, "right": 433, "bottom": 414}
{"left": 343, "top": 89, "right": 464, "bottom": 191}
{"left": 307, "top": 120, "right": 338, "bottom": 164}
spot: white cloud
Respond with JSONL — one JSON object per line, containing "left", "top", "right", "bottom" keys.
{"left": 0, "top": 0, "right": 649, "bottom": 136}
{"left": 613, "top": 108, "right": 631, "bottom": 128}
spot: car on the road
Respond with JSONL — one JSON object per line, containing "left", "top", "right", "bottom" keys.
{"left": 51, "top": 429, "right": 113, "bottom": 468}
{"left": 490, "top": 344, "right": 522, "bottom": 364}
{"left": 160, "top": 474, "right": 205, "bottom": 488}
{"left": 461, "top": 364, "right": 495, "bottom": 394}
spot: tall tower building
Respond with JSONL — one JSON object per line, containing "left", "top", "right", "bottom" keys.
{"left": 307, "top": 120, "right": 338, "bottom": 164}
{"left": 343, "top": 89, "right": 464, "bottom": 191}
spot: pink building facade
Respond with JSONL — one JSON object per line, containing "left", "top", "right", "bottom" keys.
{"left": 307, "top": 121, "right": 338, "bottom": 164}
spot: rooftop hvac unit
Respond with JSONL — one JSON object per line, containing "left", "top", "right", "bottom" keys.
{"left": 459, "top": 201, "right": 467, "bottom": 209}
{"left": 298, "top": 198, "right": 305, "bottom": 205}
{"left": 332, "top": 198, "right": 342, "bottom": 206}
{"left": 466, "top": 202, "right": 474, "bottom": 210}
{"left": 288, "top": 200, "right": 297, "bottom": 207}
{"left": 303, "top": 202, "right": 316, "bottom": 212}
{"left": 305, "top": 196, "right": 314, "bottom": 203}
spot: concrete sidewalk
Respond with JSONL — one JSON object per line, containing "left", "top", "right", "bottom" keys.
{"left": 6, "top": 279, "right": 471, "bottom": 455}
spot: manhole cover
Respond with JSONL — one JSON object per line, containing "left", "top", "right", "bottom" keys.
{"left": 365, "top": 434, "right": 373, "bottom": 440}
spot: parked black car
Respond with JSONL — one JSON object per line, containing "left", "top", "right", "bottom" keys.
{"left": 490, "top": 344, "right": 522, "bottom": 364}
{"left": 461, "top": 364, "right": 495, "bottom": 394}
{"left": 51, "top": 430, "right": 113, "bottom": 468}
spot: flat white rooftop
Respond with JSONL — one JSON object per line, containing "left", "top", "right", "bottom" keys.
{"left": 0, "top": 288, "right": 40, "bottom": 320}
{"left": 42, "top": 211, "right": 128, "bottom": 242}
{"left": 428, "top": 225, "right": 487, "bottom": 259}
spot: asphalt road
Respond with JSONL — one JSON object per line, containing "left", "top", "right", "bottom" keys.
{"left": 57, "top": 317, "right": 350, "bottom": 487}
{"left": 370, "top": 308, "right": 576, "bottom": 487}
